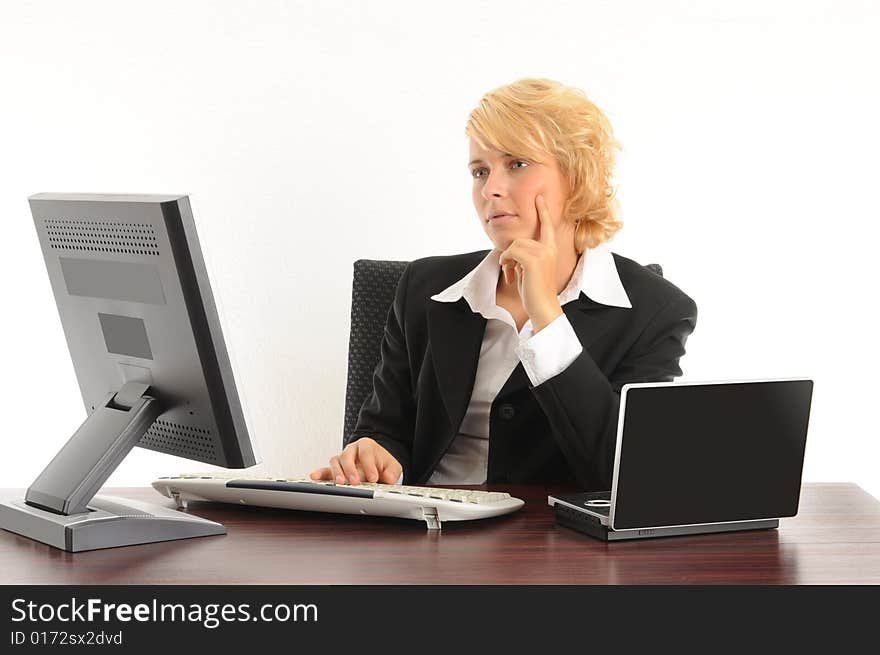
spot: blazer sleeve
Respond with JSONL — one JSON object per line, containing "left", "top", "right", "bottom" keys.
{"left": 529, "top": 293, "right": 698, "bottom": 490}
{"left": 345, "top": 263, "right": 416, "bottom": 477}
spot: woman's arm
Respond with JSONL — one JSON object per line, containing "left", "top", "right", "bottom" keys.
{"left": 529, "top": 293, "right": 698, "bottom": 489}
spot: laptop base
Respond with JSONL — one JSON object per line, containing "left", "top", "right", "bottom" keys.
{"left": 552, "top": 503, "right": 779, "bottom": 542}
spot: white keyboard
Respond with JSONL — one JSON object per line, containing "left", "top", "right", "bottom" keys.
{"left": 151, "top": 473, "right": 525, "bottom": 530}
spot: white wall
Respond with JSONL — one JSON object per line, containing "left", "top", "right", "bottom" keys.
{"left": 1, "top": 1, "right": 877, "bottom": 498}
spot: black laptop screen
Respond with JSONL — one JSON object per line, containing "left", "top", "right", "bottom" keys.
{"left": 612, "top": 380, "right": 813, "bottom": 530}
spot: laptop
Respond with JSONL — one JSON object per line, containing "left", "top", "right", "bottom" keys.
{"left": 548, "top": 379, "right": 813, "bottom": 541}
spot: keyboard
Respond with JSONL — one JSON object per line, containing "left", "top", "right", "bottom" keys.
{"left": 151, "top": 473, "right": 525, "bottom": 530}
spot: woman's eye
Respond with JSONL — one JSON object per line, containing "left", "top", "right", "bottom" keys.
{"left": 471, "top": 160, "right": 528, "bottom": 179}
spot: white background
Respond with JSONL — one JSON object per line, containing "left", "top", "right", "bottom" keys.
{"left": 1, "top": 1, "right": 877, "bottom": 498}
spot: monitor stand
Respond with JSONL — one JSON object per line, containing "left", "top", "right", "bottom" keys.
{"left": 0, "top": 382, "right": 225, "bottom": 552}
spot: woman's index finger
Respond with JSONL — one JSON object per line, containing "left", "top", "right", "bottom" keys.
{"left": 536, "top": 194, "right": 555, "bottom": 244}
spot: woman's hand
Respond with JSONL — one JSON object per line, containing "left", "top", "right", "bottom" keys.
{"left": 309, "top": 437, "right": 403, "bottom": 485}
{"left": 498, "top": 194, "right": 564, "bottom": 332}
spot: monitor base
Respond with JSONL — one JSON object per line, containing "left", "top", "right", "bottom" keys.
{"left": 0, "top": 494, "right": 225, "bottom": 552}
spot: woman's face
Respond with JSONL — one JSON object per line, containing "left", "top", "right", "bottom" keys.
{"left": 469, "top": 137, "right": 571, "bottom": 252}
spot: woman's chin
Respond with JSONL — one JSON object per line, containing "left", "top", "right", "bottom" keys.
{"left": 486, "top": 230, "right": 529, "bottom": 251}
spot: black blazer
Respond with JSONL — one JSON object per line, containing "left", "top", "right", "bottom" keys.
{"left": 347, "top": 249, "right": 697, "bottom": 490}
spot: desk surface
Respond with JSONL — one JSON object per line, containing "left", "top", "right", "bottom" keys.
{"left": 2, "top": 482, "right": 879, "bottom": 584}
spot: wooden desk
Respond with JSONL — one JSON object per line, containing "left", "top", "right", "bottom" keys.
{"left": 1, "top": 483, "right": 878, "bottom": 584}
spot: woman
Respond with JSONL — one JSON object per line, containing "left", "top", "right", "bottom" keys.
{"left": 310, "top": 78, "right": 697, "bottom": 489}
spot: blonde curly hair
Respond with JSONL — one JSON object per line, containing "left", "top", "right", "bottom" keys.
{"left": 465, "top": 78, "right": 623, "bottom": 253}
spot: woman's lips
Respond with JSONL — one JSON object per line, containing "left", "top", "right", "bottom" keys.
{"left": 488, "top": 213, "right": 516, "bottom": 223}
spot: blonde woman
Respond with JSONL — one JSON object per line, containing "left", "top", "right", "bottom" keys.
{"left": 311, "top": 78, "right": 697, "bottom": 489}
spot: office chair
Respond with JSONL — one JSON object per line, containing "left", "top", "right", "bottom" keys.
{"left": 342, "top": 258, "right": 663, "bottom": 444}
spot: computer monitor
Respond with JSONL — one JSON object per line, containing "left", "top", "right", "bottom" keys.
{"left": 0, "top": 193, "right": 258, "bottom": 551}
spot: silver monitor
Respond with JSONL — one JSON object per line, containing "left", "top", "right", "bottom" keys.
{"left": 0, "top": 193, "right": 258, "bottom": 551}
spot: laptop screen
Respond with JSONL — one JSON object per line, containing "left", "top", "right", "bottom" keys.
{"left": 612, "top": 380, "right": 813, "bottom": 530}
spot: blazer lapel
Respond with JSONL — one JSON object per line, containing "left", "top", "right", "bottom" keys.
{"left": 427, "top": 298, "right": 487, "bottom": 430}
{"left": 566, "top": 292, "right": 613, "bottom": 351}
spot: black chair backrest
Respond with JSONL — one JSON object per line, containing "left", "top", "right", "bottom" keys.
{"left": 343, "top": 258, "right": 663, "bottom": 444}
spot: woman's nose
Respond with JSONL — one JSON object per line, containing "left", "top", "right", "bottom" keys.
{"left": 481, "top": 170, "right": 507, "bottom": 199}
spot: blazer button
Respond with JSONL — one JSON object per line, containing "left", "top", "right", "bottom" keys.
{"left": 498, "top": 403, "right": 516, "bottom": 420}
